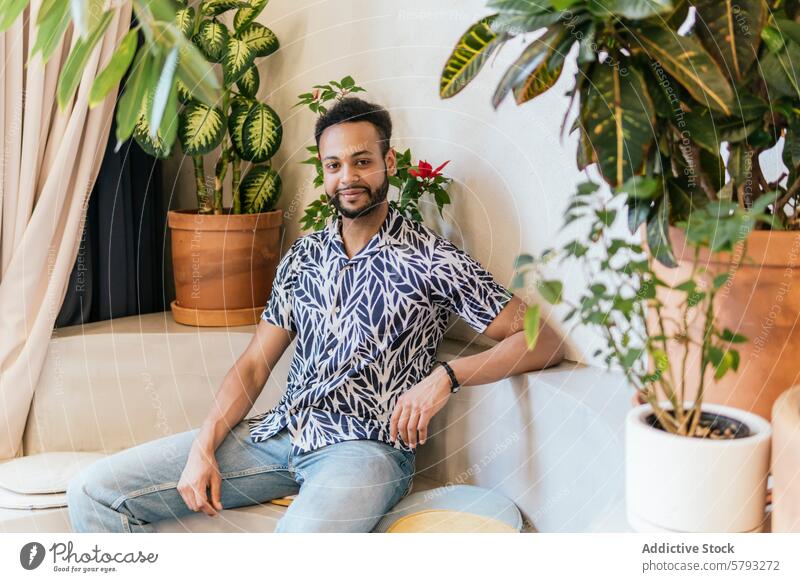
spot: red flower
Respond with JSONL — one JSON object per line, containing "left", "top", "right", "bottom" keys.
{"left": 409, "top": 160, "right": 449, "bottom": 179}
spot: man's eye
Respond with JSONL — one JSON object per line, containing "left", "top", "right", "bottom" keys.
{"left": 356, "top": 159, "right": 370, "bottom": 166}
{"left": 326, "top": 163, "right": 339, "bottom": 171}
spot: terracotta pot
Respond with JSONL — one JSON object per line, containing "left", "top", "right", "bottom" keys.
{"left": 167, "top": 209, "right": 283, "bottom": 327}
{"left": 646, "top": 226, "right": 800, "bottom": 420}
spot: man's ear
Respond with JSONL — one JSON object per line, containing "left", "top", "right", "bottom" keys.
{"left": 386, "top": 147, "right": 397, "bottom": 176}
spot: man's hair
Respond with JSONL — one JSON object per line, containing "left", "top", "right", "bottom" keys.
{"left": 314, "top": 97, "right": 392, "bottom": 157}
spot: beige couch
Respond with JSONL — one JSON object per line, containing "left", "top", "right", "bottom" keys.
{"left": 0, "top": 313, "right": 631, "bottom": 532}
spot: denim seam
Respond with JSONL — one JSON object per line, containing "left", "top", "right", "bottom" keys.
{"left": 110, "top": 463, "right": 291, "bottom": 510}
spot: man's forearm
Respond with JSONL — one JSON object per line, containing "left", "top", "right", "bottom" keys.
{"left": 194, "top": 361, "right": 267, "bottom": 453}
{"left": 446, "top": 329, "right": 565, "bottom": 389}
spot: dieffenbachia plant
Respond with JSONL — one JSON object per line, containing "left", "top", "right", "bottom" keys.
{"left": 440, "top": 0, "right": 800, "bottom": 266}
{"left": 136, "top": 0, "right": 283, "bottom": 215}
{"left": 2, "top": 0, "right": 282, "bottom": 215}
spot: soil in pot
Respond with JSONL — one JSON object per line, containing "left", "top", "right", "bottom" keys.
{"left": 645, "top": 411, "right": 750, "bottom": 440}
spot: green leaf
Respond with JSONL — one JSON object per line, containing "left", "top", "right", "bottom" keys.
{"left": 240, "top": 103, "right": 282, "bottom": 162}
{"left": 241, "top": 165, "right": 282, "bottom": 213}
{"left": 440, "top": 15, "right": 506, "bottom": 99}
{"left": 236, "top": 65, "right": 259, "bottom": 98}
{"left": 56, "top": 9, "right": 114, "bottom": 109}
{"left": 694, "top": 0, "right": 764, "bottom": 82}
{"left": 236, "top": 22, "right": 279, "bottom": 57}
{"left": 69, "top": 0, "right": 89, "bottom": 39}
{"left": 115, "top": 48, "right": 153, "bottom": 148}
{"left": 593, "top": 0, "right": 674, "bottom": 20}
{"left": 228, "top": 98, "right": 254, "bottom": 157}
{"left": 89, "top": 28, "right": 138, "bottom": 108}
{"left": 581, "top": 65, "right": 655, "bottom": 187}
{"left": 492, "top": 25, "right": 566, "bottom": 109}
{"left": 524, "top": 304, "right": 541, "bottom": 350}
{"left": 233, "top": 0, "right": 269, "bottom": 32}
{"left": 513, "top": 54, "right": 564, "bottom": 105}
{"left": 713, "top": 272, "right": 730, "bottom": 289}
{"left": 194, "top": 19, "right": 229, "bottom": 63}
{"left": 0, "top": 0, "right": 28, "bottom": 32}
{"left": 489, "top": 2, "right": 563, "bottom": 36}
{"left": 646, "top": 196, "right": 676, "bottom": 267}
{"left": 201, "top": 0, "right": 249, "bottom": 17}
{"left": 30, "top": 0, "right": 71, "bottom": 61}
{"left": 175, "top": 6, "right": 195, "bottom": 37}
{"left": 537, "top": 279, "right": 563, "bottom": 304}
{"left": 149, "top": 46, "right": 178, "bottom": 138}
{"left": 620, "top": 176, "right": 662, "bottom": 200}
{"left": 633, "top": 25, "right": 735, "bottom": 116}
{"left": 175, "top": 38, "right": 222, "bottom": 106}
{"left": 222, "top": 37, "right": 255, "bottom": 85}
{"left": 720, "top": 328, "right": 748, "bottom": 343}
{"left": 178, "top": 101, "right": 226, "bottom": 155}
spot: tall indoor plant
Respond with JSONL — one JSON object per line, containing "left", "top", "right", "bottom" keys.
{"left": 153, "top": 0, "right": 285, "bottom": 326}
{"left": 514, "top": 180, "right": 774, "bottom": 531}
{"left": 441, "top": 0, "right": 800, "bottom": 418}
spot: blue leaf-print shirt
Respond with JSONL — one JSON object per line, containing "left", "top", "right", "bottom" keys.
{"left": 247, "top": 204, "right": 513, "bottom": 455}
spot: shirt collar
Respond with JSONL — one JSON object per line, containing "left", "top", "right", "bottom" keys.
{"left": 325, "top": 203, "right": 405, "bottom": 261}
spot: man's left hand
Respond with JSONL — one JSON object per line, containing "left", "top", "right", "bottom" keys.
{"left": 389, "top": 367, "right": 452, "bottom": 449}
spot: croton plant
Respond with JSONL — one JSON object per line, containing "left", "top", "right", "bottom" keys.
{"left": 441, "top": 0, "right": 799, "bottom": 266}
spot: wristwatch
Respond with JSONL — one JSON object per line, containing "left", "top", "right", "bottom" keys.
{"left": 435, "top": 360, "right": 461, "bottom": 394}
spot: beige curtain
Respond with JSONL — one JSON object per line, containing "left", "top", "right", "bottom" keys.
{"left": 0, "top": 1, "right": 132, "bottom": 460}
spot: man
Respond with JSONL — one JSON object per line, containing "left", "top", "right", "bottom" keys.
{"left": 66, "top": 98, "right": 565, "bottom": 533}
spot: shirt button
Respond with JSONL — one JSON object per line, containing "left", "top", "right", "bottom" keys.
{"left": 335, "top": 306, "right": 340, "bottom": 313}
{"left": 328, "top": 349, "right": 334, "bottom": 356}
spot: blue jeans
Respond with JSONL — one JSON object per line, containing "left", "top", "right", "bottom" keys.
{"left": 66, "top": 419, "right": 415, "bottom": 533}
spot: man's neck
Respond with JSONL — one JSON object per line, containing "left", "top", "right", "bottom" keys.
{"left": 339, "top": 202, "right": 389, "bottom": 259}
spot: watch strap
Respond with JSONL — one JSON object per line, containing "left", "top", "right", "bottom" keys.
{"left": 436, "top": 360, "right": 461, "bottom": 393}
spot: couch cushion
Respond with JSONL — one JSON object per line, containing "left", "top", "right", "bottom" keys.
{"left": 373, "top": 484, "right": 523, "bottom": 532}
{"left": 0, "top": 452, "right": 106, "bottom": 495}
{"left": 386, "top": 509, "right": 519, "bottom": 532}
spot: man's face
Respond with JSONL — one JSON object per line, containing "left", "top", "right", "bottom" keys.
{"left": 318, "top": 121, "right": 396, "bottom": 219}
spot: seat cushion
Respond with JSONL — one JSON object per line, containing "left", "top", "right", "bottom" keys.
{"left": 373, "top": 484, "right": 522, "bottom": 532}
{"left": 0, "top": 452, "right": 106, "bottom": 495}
{"left": 386, "top": 509, "right": 519, "bottom": 532}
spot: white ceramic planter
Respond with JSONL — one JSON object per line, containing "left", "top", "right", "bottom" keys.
{"left": 626, "top": 402, "right": 771, "bottom": 532}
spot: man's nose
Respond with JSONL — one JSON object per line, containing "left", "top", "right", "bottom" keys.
{"left": 340, "top": 163, "right": 359, "bottom": 185}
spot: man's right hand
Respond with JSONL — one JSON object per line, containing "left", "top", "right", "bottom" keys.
{"left": 177, "top": 445, "right": 223, "bottom": 517}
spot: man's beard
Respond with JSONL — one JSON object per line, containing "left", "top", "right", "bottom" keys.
{"left": 328, "top": 170, "right": 390, "bottom": 219}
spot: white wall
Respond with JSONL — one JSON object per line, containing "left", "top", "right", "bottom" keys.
{"left": 162, "top": 0, "right": 620, "bottom": 364}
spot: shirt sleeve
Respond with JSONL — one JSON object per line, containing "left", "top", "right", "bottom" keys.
{"left": 261, "top": 239, "right": 301, "bottom": 332}
{"left": 429, "top": 237, "right": 514, "bottom": 334}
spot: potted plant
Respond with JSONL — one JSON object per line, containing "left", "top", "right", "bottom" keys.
{"left": 514, "top": 179, "right": 773, "bottom": 532}
{"left": 294, "top": 77, "right": 454, "bottom": 231}
{"left": 440, "top": 0, "right": 800, "bottom": 419}
{"left": 134, "top": 0, "right": 285, "bottom": 326}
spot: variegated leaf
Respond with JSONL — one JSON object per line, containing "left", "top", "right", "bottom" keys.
{"left": 240, "top": 102, "right": 282, "bottom": 162}
{"left": 178, "top": 101, "right": 226, "bottom": 155}
{"left": 237, "top": 22, "right": 279, "bottom": 57}
{"left": 236, "top": 65, "right": 259, "bottom": 98}
{"left": 514, "top": 62, "right": 563, "bottom": 104}
{"left": 194, "top": 19, "right": 229, "bottom": 63}
{"left": 228, "top": 98, "right": 255, "bottom": 157}
{"left": 201, "top": 0, "right": 249, "bottom": 17}
{"left": 241, "top": 165, "right": 282, "bottom": 214}
{"left": 223, "top": 37, "right": 255, "bottom": 84}
{"left": 694, "top": 0, "right": 764, "bottom": 82}
{"left": 234, "top": 0, "right": 269, "bottom": 33}
{"left": 440, "top": 15, "right": 506, "bottom": 98}
{"left": 582, "top": 66, "right": 655, "bottom": 187}
{"left": 175, "top": 6, "right": 194, "bottom": 37}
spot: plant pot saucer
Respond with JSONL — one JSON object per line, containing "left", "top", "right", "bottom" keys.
{"left": 170, "top": 300, "right": 261, "bottom": 327}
